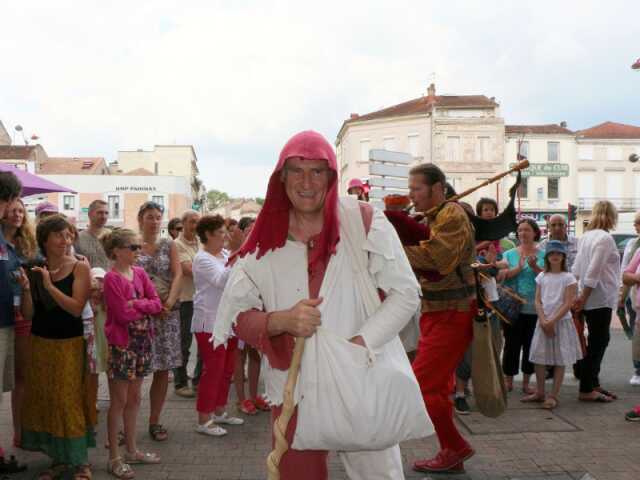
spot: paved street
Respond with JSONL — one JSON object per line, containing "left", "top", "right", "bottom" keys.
{"left": 2, "top": 329, "right": 640, "bottom": 480}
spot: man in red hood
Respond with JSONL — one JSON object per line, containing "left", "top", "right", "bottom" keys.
{"left": 214, "top": 130, "right": 428, "bottom": 479}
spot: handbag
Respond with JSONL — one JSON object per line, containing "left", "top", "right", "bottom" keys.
{"left": 471, "top": 266, "right": 508, "bottom": 418}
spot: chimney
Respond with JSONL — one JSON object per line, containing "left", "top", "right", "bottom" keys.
{"left": 350, "top": 113, "right": 359, "bottom": 120}
{"left": 427, "top": 83, "right": 436, "bottom": 98}
{"left": 560, "top": 121, "right": 567, "bottom": 128}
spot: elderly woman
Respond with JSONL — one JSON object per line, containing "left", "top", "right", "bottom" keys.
{"left": 21, "top": 215, "right": 93, "bottom": 480}
{"left": 496, "top": 218, "right": 545, "bottom": 394}
{"left": 136, "top": 201, "right": 183, "bottom": 442}
{"left": 2, "top": 199, "right": 37, "bottom": 449}
{"left": 573, "top": 200, "right": 620, "bottom": 402}
{"left": 192, "top": 215, "right": 244, "bottom": 435}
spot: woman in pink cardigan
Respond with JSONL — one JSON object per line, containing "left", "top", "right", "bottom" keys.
{"left": 102, "top": 229, "right": 163, "bottom": 479}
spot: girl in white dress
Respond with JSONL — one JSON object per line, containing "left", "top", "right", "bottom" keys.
{"left": 524, "top": 240, "right": 581, "bottom": 409}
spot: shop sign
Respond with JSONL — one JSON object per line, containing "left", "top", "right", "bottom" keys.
{"left": 115, "top": 186, "right": 158, "bottom": 192}
{"left": 509, "top": 163, "right": 569, "bottom": 178}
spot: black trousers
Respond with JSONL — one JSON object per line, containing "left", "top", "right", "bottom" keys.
{"left": 174, "top": 301, "right": 194, "bottom": 389}
{"left": 578, "top": 307, "right": 612, "bottom": 394}
{"left": 502, "top": 313, "right": 537, "bottom": 376}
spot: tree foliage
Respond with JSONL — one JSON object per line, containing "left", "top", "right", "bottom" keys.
{"left": 207, "top": 189, "right": 230, "bottom": 210}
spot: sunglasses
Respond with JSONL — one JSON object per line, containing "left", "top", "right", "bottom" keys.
{"left": 126, "top": 244, "right": 142, "bottom": 252}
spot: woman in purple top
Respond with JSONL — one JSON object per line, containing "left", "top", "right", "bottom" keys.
{"left": 102, "top": 228, "right": 162, "bottom": 479}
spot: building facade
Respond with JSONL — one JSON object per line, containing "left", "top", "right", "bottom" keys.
{"left": 504, "top": 124, "right": 576, "bottom": 227}
{"left": 574, "top": 122, "right": 640, "bottom": 232}
{"left": 116, "top": 145, "right": 204, "bottom": 207}
{"left": 336, "top": 83, "right": 508, "bottom": 208}
{"left": 37, "top": 170, "right": 192, "bottom": 232}
{"left": 0, "top": 121, "right": 11, "bottom": 146}
{"left": 211, "top": 198, "right": 262, "bottom": 220}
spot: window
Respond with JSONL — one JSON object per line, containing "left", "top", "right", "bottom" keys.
{"left": 408, "top": 134, "right": 420, "bottom": 157}
{"left": 519, "top": 177, "right": 529, "bottom": 198}
{"left": 578, "top": 174, "right": 594, "bottom": 204}
{"left": 606, "top": 174, "right": 622, "bottom": 206}
{"left": 447, "top": 136, "right": 460, "bottom": 162}
{"left": 608, "top": 146, "right": 622, "bottom": 161}
{"left": 578, "top": 145, "right": 593, "bottom": 160}
{"left": 518, "top": 141, "right": 529, "bottom": 160}
{"left": 360, "top": 140, "right": 371, "bottom": 162}
{"left": 63, "top": 195, "right": 75, "bottom": 211}
{"left": 383, "top": 136, "right": 395, "bottom": 151}
{"left": 152, "top": 195, "right": 165, "bottom": 207}
{"left": 477, "top": 136, "right": 490, "bottom": 162}
{"left": 107, "top": 195, "right": 120, "bottom": 219}
{"left": 547, "top": 142, "right": 559, "bottom": 162}
{"left": 548, "top": 178, "right": 559, "bottom": 199}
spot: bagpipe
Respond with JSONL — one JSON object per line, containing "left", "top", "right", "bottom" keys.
{"left": 384, "top": 160, "right": 529, "bottom": 245}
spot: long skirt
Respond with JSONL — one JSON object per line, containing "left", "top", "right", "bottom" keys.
{"left": 21, "top": 335, "right": 96, "bottom": 466}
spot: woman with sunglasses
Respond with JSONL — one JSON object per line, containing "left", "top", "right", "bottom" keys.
{"left": 102, "top": 228, "right": 162, "bottom": 478}
{"left": 135, "top": 202, "right": 183, "bottom": 442}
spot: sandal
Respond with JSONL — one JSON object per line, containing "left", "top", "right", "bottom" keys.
{"left": 37, "top": 464, "right": 68, "bottom": 480}
{"left": 238, "top": 399, "right": 258, "bottom": 415}
{"left": 521, "top": 393, "right": 545, "bottom": 403}
{"left": 124, "top": 451, "right": 161, "bottom": 465}
{"left": 543, "top": 396, "right": 558, "bottom": 410}
{"left": 148, "top": 424, "right": 168, "bottom": 442}
{"left": 107, "top": 457, "right": 134, "bottom": 479}
{"left": 579, "top": 392, "right": 613, "bottom": 403}
{"left": 595, "top": 387, "right": 617, "bottom": 400}
{"left": 522, "top": 385, "right": 536, "bottom": 395}
{"left": 73, "top": 464, "right": 92, "bottom": 480}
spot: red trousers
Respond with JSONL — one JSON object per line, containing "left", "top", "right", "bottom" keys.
{"left": 412, "top": 309, "right": 474, "bottom": 452}
{"left": 195, "top": 333, "right": 237, "bottom": 414}
{"left": 270, "top": 405, "right": 328, "bottom": 480}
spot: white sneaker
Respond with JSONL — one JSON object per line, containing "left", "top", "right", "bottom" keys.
{"left": 630, "top": 375, "right": 640, "bottom": 386}
{"left": 195, "top": 420, "right": 227, "bottom": 436}
{"left": 212, "top": 412, "right": 244, "bottom": 425}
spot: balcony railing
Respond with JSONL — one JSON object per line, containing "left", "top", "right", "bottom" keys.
{"left": 578, "top": 197, "right": 640, "bottom": 211}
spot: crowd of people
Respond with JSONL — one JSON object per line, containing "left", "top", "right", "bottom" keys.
{"left": 0, "top": 177, "right": 267, "bottom": 479}
{"left": 0, "top": 129, "right": 639, "bottom": 479}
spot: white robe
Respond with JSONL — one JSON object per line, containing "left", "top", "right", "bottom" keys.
{"left": 213, "top": 197, "right": 433, "bottom": 475}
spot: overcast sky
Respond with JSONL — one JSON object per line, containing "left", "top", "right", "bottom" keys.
{"left": 2, "top": 1, "right": 639, "bottom": 197}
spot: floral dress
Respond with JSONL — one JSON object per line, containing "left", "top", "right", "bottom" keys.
{"left": 136, "top": 238, "right": 182, "bottom": 371}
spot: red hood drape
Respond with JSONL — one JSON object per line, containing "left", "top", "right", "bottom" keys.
{"left": 235, "top": 130, "right": 339, "bottom": 270}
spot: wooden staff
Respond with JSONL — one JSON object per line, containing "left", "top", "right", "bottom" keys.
{"left": 425, "top": 159, "right": 530, "bottom": 216}
{"left": 266, "top": 337, "right": 305, "bottom": 480}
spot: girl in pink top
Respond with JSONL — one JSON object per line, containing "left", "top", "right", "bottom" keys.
{"left": 102, "top": 229, "right": 162, "bottom": 479}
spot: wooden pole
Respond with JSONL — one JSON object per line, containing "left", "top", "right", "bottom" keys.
{"left": 266, "top": 337, "right": 306, "bottom": 480}
{"left": 425, "top": 159, "right": 529, "bottom": 216}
